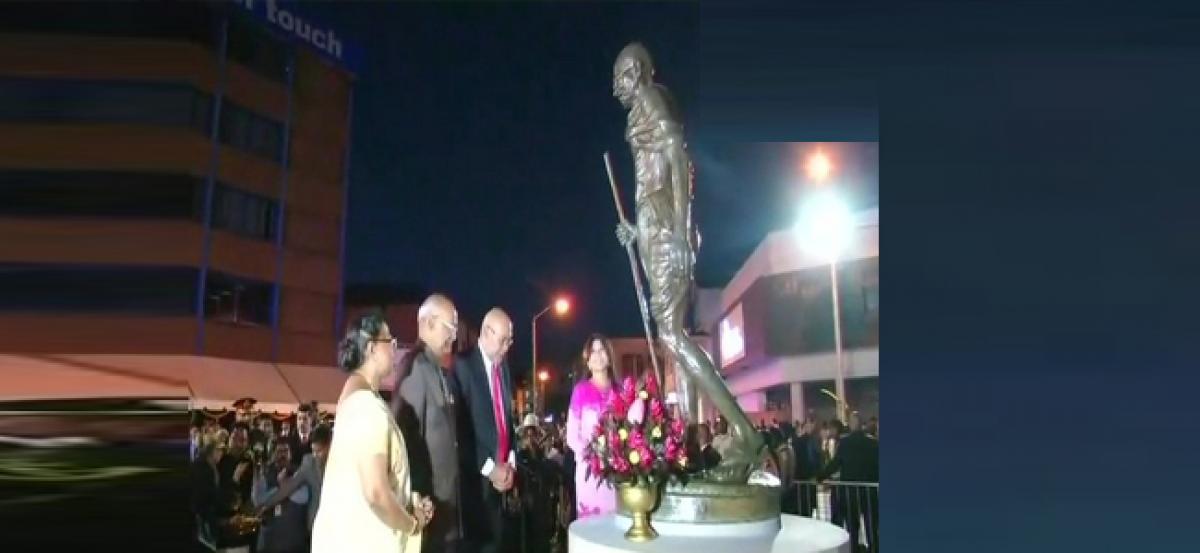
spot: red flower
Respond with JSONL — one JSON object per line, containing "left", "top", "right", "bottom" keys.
{"left": 607, "top": 429, "right": 622, "bottom": 454}
{"left": 620, "top": 376, "right": 637, "bottom": 402}
{"left": 644, "top": 371, "right": 659, "bottom": 396}
{"left": 628, "top": 426, "right": 647, "bottom": 450}
{"left": 587, "top": 453, "right": 604, "bottom": 478}
{"left": 608, "top": 394, "right": 628, "bottom": 420}
{"left": 665, "top": 438, "right": 680, "bottom": 462}
{"left": 637, "top": 445, "right": 654, "bottom": 469}
{"left": 650, "top": 397, "right": 665, "bottom": 421}
{"left": 670, "top": 417, "right": 685, "bottom": 437}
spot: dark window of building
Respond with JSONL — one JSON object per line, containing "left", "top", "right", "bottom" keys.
{"left": 218, "top": 102, "right": 284, "bottom": 162}
{"left": 765, "top": 385, "right": 791, "bottom": 414}
{"left": 192, "top": 91, "right": 215, "bottom": 135}
{"left": 621, "top": 354, "right": 639, "bottom": 378}
{"left": 0, "top": 77, "right": 212, "bottom": 133}
{"left": 227, "top": 14, "right": 291, "bottom": 83}
{"left": 0, "top": 263, "right": 196, "bottom": 315}
{"left": 211, "top": 184, "right": 278, "bottom": 241}
{"left": 0, "top": 2, "right": 219, "bottom": 48}
{"left": 863, "top": 284, "right": 879, "bottom": 317}
{"left": 0, "top": 170, "right": 201, "bottom": 218}
{"left": 765, "top": 257, "right": 879, "bottom": 356}
{"left": 204, "top": 272, "right": 274, "bottom": 326}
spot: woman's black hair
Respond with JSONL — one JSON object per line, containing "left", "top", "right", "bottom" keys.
{"left": 338, "top": 312, "right": 388, "bottom": 373}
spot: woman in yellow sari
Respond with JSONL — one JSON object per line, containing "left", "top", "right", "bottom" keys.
{"left": 311, "top": 313, "right": 433, "bottom": 552}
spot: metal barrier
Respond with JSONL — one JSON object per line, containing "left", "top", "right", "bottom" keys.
{"left": 515, "top": 468, "right": 879, "bottom": 553}
{"left": 786, "top": 480, "right": 879, "bottom": 553}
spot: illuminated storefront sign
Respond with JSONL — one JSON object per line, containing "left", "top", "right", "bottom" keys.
{"left": 719, "top": 303, "right": 745, "bottom": 368}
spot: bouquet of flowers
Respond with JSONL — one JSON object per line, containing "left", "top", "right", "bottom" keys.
{"left": 582, "top": 372, "right": 688, "bottom": 487}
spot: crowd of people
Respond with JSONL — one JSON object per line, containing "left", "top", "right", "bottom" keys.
{"left": 189, "top": 401, "right": 334, "bottom": 553}
{"left": 189, "top": 292, "right": 879, "bottom": 553}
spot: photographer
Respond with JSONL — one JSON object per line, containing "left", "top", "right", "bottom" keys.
{"left": 252, "top": 441, "right": 309, "bottom": 553}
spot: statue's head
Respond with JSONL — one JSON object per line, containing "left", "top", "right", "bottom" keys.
{"left": 613, "top": 41, "right": 654, "bottom": 107}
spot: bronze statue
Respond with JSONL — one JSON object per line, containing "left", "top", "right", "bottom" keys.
{"left": 611, "top": 42, "right": 766, "bottom": 483}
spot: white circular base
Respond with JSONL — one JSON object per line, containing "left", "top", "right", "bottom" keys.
{"left": 612, "top": 513, "right": 781, "bottom": 538}
{"left": 569, "top": 514, "right": 849, "bottom": 553}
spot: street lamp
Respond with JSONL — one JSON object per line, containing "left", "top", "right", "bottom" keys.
{"left": 537, "top": 369, "right": 551, "bottom": 414}
{"left": 794, "top": 152, "right": 855, "bottom": 423}
{"left": 531, "top": 295, "right": 570, "bottom": 415}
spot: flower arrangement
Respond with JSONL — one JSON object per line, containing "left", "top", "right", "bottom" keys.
{"left": 582, "top": 372, "right": 688, "bottom": 487}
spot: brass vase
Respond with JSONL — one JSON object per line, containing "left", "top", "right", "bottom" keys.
{"left": 618, "top": 481, "right": 661, "bottom": 542}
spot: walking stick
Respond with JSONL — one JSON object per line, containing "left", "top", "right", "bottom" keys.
{"left": 603, "top": 152, "right": 664, "bottom": 391}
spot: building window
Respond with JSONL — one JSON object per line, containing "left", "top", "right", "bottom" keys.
{"left": 211, "top": 184, "right": 278, "bottom": 241}
{"left": 219, "top": 102, "right": 284, "bottom": 162}
{"left": 0, "top": 78, "right": 212, "bottom": 132}
{"left": 227, "top": 14, "right": 291, "bottom": 84}
{"left": 0, "top": 2, "right": 218, "bottom": 48}
{"left": 863, "top": 284, "right": 879, "bottom": 317}
{"left": 0, "top": 78, "right": 284, "bottom": 162}
{"left": 621, "top": 354, "right": 640, "bottom": 377}
{"left": 204, "top": 272, "right": 274, "bottom": 326}
{"left": 0, "top": 263, "right": 196, "bottom": 315}
{"left": 0, "top": 170, "right": 200, "bottom": 218}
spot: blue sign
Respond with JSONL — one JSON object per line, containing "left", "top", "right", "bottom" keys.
{"left": 230, "top": 0, "right": 364, "bottom": 74}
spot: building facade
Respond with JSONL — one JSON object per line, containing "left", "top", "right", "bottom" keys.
{"left": 0, "top": 2, "right": 356, "bottom": 367}
{"left": 707, "top": 208, "right": 879, "bottom": 423}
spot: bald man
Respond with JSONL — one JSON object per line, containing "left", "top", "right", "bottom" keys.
{"left": 453, "top": 308, "right": 517, "bottom": 553}
{"left": 393, "top": 294, "right": 463, "bottom": 553}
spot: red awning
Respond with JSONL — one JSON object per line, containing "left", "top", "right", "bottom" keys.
{"left": 0, "top": 353, "right": 190, "bottom": 402}
{"left": 0, "top": 354, "right": 362, "bottom": 414}
{"left": 275, "top": 363, "right": 347, "bottom": 413}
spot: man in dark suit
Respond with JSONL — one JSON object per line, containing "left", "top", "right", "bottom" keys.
{"left": 393, "top": 294, "right": 463, "bottom": 553}
{"left": 453, "top": 308, "right": 518, "bottom": 553}
{"left": 817, "top": 416, "right": 879, "bottom": 553}
{"left": 791, "top": 419, "right": 822, "bottom": 517}
{"left": 284, "top": 403, "right": 316, "bottom": 465}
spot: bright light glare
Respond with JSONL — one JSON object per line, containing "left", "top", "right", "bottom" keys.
{"left": 538, "top": 370, "right": 550, "bottom": 382}
{"left": 553, "top": 297, "right": 571, "bottom": 315}
{"left": 806, "top": 151, "right": 833, "bottom": 182}
{"left": 794, "top": 191, "right": 855, "bottom": 261}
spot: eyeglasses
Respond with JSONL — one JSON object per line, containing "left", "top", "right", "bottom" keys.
{"left": 438, "top": 319, "right": 459, "bottom": 337}
{"left": 370, "top": 337, "right": 399, "bottom": 349}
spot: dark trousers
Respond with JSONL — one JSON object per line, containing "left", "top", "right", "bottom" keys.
{"left": 424, "top": 540, "right": 461, "bottom": 553}
{"left": 794, "top": 481, "right": 819, "bottom": 517}
{"left": 834, "top": 486, "right": 879, "bottom": 553}
{"left": 468, "top": 485, "right": 513, "bottom": 553}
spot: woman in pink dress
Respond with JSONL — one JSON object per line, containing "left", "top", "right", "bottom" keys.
{"left": 565, "top": 333, "right": 618, "bottom": 519}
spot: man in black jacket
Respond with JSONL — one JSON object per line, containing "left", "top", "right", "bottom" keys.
{"left": 817, "top": 417, "right": 879, "bottom": 553}
{"left": 790, "top": 419, "right": 822, "bottom": 517}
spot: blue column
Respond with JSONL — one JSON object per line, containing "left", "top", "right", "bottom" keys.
{"left": 194, "top": 16, "right": 230, "bottom": 355}
{"left": 333, "top": 84, "right": 356, "bottom": 353}
{"left": 270, "top": 50, "right": 298, "bottom": 362}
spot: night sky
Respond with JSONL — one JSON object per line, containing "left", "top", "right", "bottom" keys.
{"left": 303, "top": 2, "right": 879, "bottom": 379}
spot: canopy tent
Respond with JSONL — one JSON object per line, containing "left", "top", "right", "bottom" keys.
{"left": 0, "top": 354, "right": 190, "bottom": 402}
{"left": 276, "top": 363, "right": 349, "bottom": 413}
{"left": 0, "top": 354, "right": 347, "bottom": 414}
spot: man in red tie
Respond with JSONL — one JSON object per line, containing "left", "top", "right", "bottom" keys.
{"left": 454, "top": 308, "right": 517, "bottom": 553}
